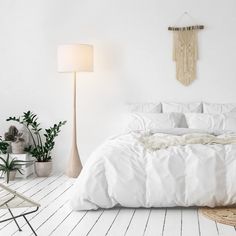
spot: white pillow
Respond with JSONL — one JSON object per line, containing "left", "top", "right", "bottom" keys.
{"left": 126, "top": 103, "right": 162, "bottom": 113}
{"left": 185, "top": 113, "right": 236, "bottom": 131}
{"left": 124, "top": 112, "right": 185, "bottom": 132}
{"left": 203, "top": 102, "right": 236, "bottom": 113}
{"left": 162, "top": 102, "right": 202, "bottom": 113}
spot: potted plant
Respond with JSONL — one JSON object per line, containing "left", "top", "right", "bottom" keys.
{"left": 4, "top": 126, "right": 26, "bottom": 154}
{"left": 7, "top": 111, "right": 66, "bottom": 177}
{"left": 0, "top": 154, "right": 27, "bottom": 183}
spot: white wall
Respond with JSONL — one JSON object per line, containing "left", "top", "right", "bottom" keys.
{"left": 0, "top": 0, "right": 236, "bottom": 171}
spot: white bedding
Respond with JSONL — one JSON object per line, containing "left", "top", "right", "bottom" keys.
{"left": 162, "top": 102, "right": 202, "bottom": 113}
{"left": 71, "top": 129, "right": 236, "bottom": 210}
{"left": 124, "top": 112, "right": 186, "bottom": 132}
{"left": 203, "top": 102, "right": 236, "bottom": 113}
{"left": 185, "top": 113, "right": 236, "bottom": 131}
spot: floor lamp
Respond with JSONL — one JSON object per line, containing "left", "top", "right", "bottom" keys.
{"left": 57, "top": 44, "right": 93, "bottom": 178}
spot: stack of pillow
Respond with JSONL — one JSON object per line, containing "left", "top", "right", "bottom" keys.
{"left": 125, "top": 102, "right": 236, "bottom": 132}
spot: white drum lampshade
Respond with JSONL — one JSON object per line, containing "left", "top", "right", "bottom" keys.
{"left": 57, "top": 44, "right": 93, "bottom": 73}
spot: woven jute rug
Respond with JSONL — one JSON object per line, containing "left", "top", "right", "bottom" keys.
{"left": 200, "top": 207, "right": 236, "bottom": 226}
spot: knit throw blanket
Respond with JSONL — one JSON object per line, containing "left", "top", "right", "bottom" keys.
{"left": 139, "top": 133, "right": 236, "bottom": 150}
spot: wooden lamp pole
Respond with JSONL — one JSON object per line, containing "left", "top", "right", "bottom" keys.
{"left": 65, "top": 72, "right": 82, "bottom": 177}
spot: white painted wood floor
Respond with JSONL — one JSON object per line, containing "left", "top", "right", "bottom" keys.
{"left": 0, "top": 173, "right": 236, "bottom": 236}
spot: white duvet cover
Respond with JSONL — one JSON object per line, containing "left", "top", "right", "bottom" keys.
{"left": 71, "top": 129, "right": 236, "bottom": 210}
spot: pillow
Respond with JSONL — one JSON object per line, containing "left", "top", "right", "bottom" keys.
{"left": 185, "top": 113, "right": 236, "bottom": 131}
{"left": 162, "top": 102, "right": 202, "bottom": 113}
{"left": 124, "top": 112, "right": 186, "bottom": 132}
{"left": 203, "top": 102, "right": 236, "bottom": 113}
{"left": 126, "top": 103, "right": 162, "bottom": 113}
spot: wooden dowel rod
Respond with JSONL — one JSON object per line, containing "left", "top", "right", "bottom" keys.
{"left": 168, "top": 25, "right": 204, "bottom": 31}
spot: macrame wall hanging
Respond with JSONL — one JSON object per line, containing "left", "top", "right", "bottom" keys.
{"left": 168, "top": 12, "right": 204, "bottom": 86}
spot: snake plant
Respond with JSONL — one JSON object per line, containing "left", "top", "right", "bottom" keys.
{"left": 0, "top": 154, "right": 27, "bottom": 183}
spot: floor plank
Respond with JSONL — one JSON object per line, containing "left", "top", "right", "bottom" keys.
{"left": 125, "top": 208, "right": 150, "bottom": 236}
{"left": 69, "top": 210, "right": 104, "bottom": 236}
{"left": 182, "top": 208, "right": 200, "bottom": 236}
{"left": 50, "top": 210, "right": 87, "bottom": 236}
{"left": 144, "top": 208, "right": 166, "bottom": 236}
{"left": 217, "top": 222, "right": 236, "bottom": 236}
{"left": 198, "top": 209, "right": 219, "bottom": 236}
{"left": 88, "top": 209, "right": 120, "bottom": 236}
{"left": 106, "top": 208, "right": 135, "bottom": 236}
{"left": 33, "top": 201, "right": 71, "bottom": 235}
{"left": 163, "top": 208, "right": 181, "bottom": 236}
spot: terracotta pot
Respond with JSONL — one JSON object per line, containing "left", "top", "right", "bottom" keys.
{"left": 11, "top": 141, "right": 25, "bottom": 154}
{"left": 4, "top": 170, "right": 17, "bottom": 182}
{"left": 34, "top": 161, "right": 52, "bottom": 177}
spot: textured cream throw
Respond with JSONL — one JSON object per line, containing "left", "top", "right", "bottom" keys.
{"left": 173, "top": 30, "right": 198, "bottom": 86}
{"left": 139, "top": 133, "right": 236, "bottom": 150}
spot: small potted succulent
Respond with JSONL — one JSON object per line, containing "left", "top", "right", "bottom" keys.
{"left": 4, "top": 126, "right": 26, "bottom": 154}
{"left": 0, "top": 154, "right": 27, "bottom": 183}
{"left": 7, "top": 111, "right": 66, "bottom": 177}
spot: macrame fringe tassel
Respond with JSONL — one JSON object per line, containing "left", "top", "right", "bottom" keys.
{"left": 173, "top": 30, "right": 198, "bottom": 86}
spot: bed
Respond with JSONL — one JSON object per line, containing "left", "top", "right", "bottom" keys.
{"left": 70, "top": 102, "right": 236, "bottom": 210}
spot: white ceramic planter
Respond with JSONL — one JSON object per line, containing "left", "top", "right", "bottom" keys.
{"left": 35, "top": 161, "right": 52, "bottom": 177}
{"left": 4, "top": 170, "right": 17, "bottom": 182}
{"left": 11, "top": 141, "right": 25, "bottom": 154}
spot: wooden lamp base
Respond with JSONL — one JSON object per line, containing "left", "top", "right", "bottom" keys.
{"left": 65, "top": 144, "right": 82, "bottom": 178}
